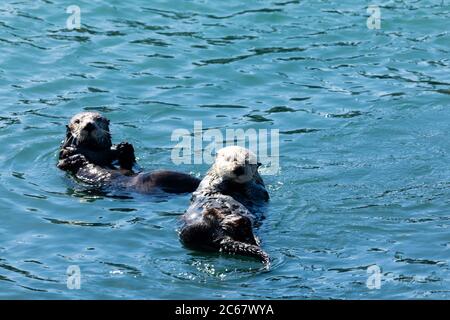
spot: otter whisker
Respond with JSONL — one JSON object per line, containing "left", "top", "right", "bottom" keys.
{"left": 66, "top": 134, "right": 75, "bottom": 145}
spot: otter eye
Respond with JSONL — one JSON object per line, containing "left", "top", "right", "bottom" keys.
{"left": 74, "top": 119, "right": 80, "bottom": 124}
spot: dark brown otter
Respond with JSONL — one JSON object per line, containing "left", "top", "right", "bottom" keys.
{"left": 58, "top": 154, "right": 200, "bottom": 194}
{"left": 58, "top": 112, "right": 200, "bottom": 194}
{"left": 179, "top": 146, "right": 270, "bottom": 265}
{"left": 59, "top": 112, "right": 135, "bottom": 170}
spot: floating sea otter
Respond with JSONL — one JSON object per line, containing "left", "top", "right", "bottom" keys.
{"left": 179, "top": 146, "right": 270, "bottom": 265}
{"left": 59, "top": 112, "right": 136, "bottom": 170}
{"left": 57, "top": 112, "right": 200, "bottom": 194}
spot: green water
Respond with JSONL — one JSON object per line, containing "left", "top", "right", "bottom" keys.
{"left": 0, "top": 0, "right": 449, "bottom": 299}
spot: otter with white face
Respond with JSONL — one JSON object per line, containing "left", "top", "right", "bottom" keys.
{"left": 180, "top": 146, "right": 270, "bottom": 265}
{"left": 213, "top": 146, "right": 259, "bottom": 183}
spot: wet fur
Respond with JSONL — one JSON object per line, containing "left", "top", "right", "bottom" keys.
{"left": 59, "top": 112, "right": 134, "bottom": 170}
{"left": 58, "top": 154, "right": 200, "bottom": 194}
{"left": 180, "top": 147, "right": 270, "bottom": 265}
{"left": 58, "top": 112, "right": 201, "bottom": 194}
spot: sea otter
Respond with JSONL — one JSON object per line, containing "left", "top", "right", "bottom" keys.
{"left": 59, "top": 112, "right": 136, "bottom": 170}
{"left": 57, "top": 112, "right": 201, "bottom": 194}
{"left": 179, "top": 146, "right": 270, "bottom": 265}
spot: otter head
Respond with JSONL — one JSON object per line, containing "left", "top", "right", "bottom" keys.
{"left": 214, "top": 146, "right": 261, "bottom": 184}
{"left": 66, "top": 112, "right": 112, "bottom": 149}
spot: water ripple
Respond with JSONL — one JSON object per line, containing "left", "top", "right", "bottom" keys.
{"left": 0, "top": 0, "right": 449, "bottom": 299}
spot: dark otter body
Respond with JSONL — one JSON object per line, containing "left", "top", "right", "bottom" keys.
{"left": 218, "top": 177, "right": 269, "bottom": 214}
{"left": 58, "top": 112, "right": 200, "bottom": 194}
{"left": 58, "top": 154, "right": 200, "bottom": 194}
{"left": 179, "top": 147, "right": 270, "bottom": 265}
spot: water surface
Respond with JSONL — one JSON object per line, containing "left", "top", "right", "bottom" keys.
{"left": 0, "top": 0, "right": 449, "bottom": 299}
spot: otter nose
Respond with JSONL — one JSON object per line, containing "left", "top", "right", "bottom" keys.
{"left": 233, "top": 166, "right": 245, "bottom": 176}
{"left": 84, "top": 122, "right": 96, "bottom": 132}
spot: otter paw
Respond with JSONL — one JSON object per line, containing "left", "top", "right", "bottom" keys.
{"left": 57, "top": 154, "right": 88, "bottom": 172}
{"left": 116, "top": 142, "right": 134, "bottom": 155}
{"left": 116, "top": 142, "right": 136, "bottom": 170}
{"left": 59, "top": 146, "right": 78, "bottom": 159}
